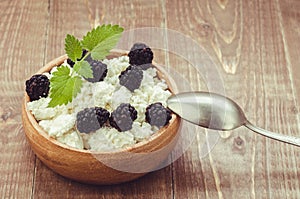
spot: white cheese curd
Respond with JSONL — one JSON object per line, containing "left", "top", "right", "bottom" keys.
{"left": 104, "top": 128, "right": 135, "bottom": 148}
{"left": 129, "top": 122, "right": 153, "bottom": 141}
{"left": 27, "top": 97, "right": 68, "bottom": 120}
{"left": 29, "top": 56, "right": 172, "bottom": 151}
{"left": 103, "top": 56, "right": 129, "bottom": 85}
{"left": 87, "top": 130, "right": 116, "bottom": 151}
{"left": 88, "top": 127, "right": 135, "bottom": 151}
{"left": 130, "top": 103, "right": 148, "bottom": 123}
{"left": 92, "top": 81, "right": 115, "bottom": 111}
{"left": 149, "top": 88, "right": 172, "bottom": 107}
{"left": 111, "top": 86, "right": 132, "bottom": 109}
{"left": 39, "top": 114, "right": 76, "bottom": 138}
{"left": 56, "top": 130, "right": 84, "bottom": 149}
{"left": 141, "top": 67, "right": 157, "bottom": 86}
{"left": 71, "top": 81, "right": 94, "bottom": 114}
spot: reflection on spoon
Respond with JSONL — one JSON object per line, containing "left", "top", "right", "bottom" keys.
{"left": 167, "top": 92, "right": 300, "bottom": 147}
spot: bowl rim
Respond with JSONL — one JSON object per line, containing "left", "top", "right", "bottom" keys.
{"left": 24, "top": 49, "right": 180, "bottom": 155}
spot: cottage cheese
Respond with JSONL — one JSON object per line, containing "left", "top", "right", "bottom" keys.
{"left": 92, "top": 81, "right": 115, "bottom": 111}
{"left": 88, "top": 127, "right": 135, "bottom": 151}
{"left": 28, "top": 56, "right": 172, "bottom": 151}
{"left": 39, "top": 114, "right": 76, "bottom": 137}
{"left": 57, "top": 130, "right": 84, "bottom": 149}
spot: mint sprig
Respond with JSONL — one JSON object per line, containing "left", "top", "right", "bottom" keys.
{"left": 48, "top": 24, "right": 124, "bottom": 107}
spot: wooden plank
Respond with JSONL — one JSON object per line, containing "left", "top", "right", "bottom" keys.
{"left": 33, "top": 0, "right": 173, "bottom": 198}
{"left": 0, "top": 0, "right": 49, "bottom": 198}
{"left": 34, "top": 161, "right": 172, "bottom": 199}
{"left": 277, "top": 3, "right": 300, "bottom": 196}
{"left": 166, "top": 0, "right": 254, "bottom": 198}
{"left": 44, "top": 0, "right": 90, "bottom": 62}
{"left": 277, "top": 0, "right": 300, "bottom": 114}
{"left": 166, "top": 0, "right": 300, "bottom": 198}
{"left": 1, "top": 0, "right": 299, "bottom": 198}
{"left": 255, "top": 1, "right": 300, "bottom": 197}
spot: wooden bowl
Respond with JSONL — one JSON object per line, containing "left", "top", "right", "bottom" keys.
{"left": 22, "top": 49, "right": 181, "bottom": 185}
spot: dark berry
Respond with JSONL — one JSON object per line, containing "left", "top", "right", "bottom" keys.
{"left": 145, "top": 102, "right": 172, "bottom": 128}
{"left": 85, "top": 59, "right": 108, "bottom": 83}
{"left": 67, "top": 49, "right": 88, "bottom": 67}
{"left": 25, "top": 74, "right": 50, "bottom": 101}
{"left": 127, "top": 104, "right": 138, "bottom": 121}
{"left": 128, "top": 43, "right": 153, "bottom": 66}
{"left": 136, "top": 63, "right": 153, "bottom": 70}
{"left": 76, "top": 107, "right": 110, "bottom": 133}
{"left": 119, "top": 66, "right": 143, "bottom": 92}
{"left": 109, "top": 103, "right": 137, "bottom": 132}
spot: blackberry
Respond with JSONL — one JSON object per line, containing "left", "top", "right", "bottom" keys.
{"left": 119, "top": 66, "right": 143, "bottom": 92}
{"left": 145, "top": 102, "right": 172, "bottom": 128}
{"left": 67, "top": 49, "right": 88, "bottom": 67}
{"left": 76, "top": 107, "right": 110, "bottom": 133}
{"left": 25, "top": 74, "right": 50, "bottom": 101}
{"left": 109, "top": 103, "right": 137, "bottom": 132}
{"left": 85, "top": 59, "right": 108, "bottom": 83}
{"left": 128, "top": 43, "right": 153, "bottom": 66}
{"left": 127, "top": 63, "right": 153, "bottom": 71}
{"left": 136, "top": 63, "right": 153, "bottom": 70}
{"left": 127, "top": 104, "right": 138, "bottom": 121}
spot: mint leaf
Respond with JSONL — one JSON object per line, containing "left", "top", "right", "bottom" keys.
{"left": 81, "top": 26, "right": 101, "bottom": 51}
{"left": 73, "top": 61, "right": 93, "bottom": 78}
{"left": 90, "top": 33, "right": 122, "bottom": 60}
{"left": 48, "top": 66, "right": 82, "bottom": 107}
{"left": 65, "top": 34, "right": 82, "bottom": 62}
{"left": 81, "top": 24, "right": 124, "bottom": 53}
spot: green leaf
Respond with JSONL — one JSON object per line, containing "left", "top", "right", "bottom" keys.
{"left": 90, "top": 33, "right": 122, "bottom": 60}
{"left": 73, "top": 61, "right": 93, "bottom": 78}
{"left": 48, "top": 66, "right": 83, "bottom": 107}
{"left": 65, "top": 34, "right": 82, "bottom": 62}
{"left": 81, "top": 24, "right": 124, "bottom": 52}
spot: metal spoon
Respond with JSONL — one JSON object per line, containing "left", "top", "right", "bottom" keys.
{"left": 167, "top": 91, "right": 300, "bottom": 147}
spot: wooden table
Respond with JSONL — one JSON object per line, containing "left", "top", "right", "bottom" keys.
{"left": 1, "top": 0, "right": 300, "bottom": 198}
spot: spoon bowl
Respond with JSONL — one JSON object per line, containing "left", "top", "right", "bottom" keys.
{"left": 167, "top": 92, "right": 247, "bottom": 131}
{"left": 167, "top": 92, "right": 300, "bottom": 147}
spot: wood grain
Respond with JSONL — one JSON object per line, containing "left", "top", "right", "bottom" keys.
{"left": 166, "top": 0, "right": 300, "bottom": 198}
{"left": 0, "top": 0, "right": 49, "bottom": 198}
{"left": 1, "top": 0, "right": 300, "bottom": 198}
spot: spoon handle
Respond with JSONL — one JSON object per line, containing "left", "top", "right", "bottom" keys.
{"left": 244, "top": 121, "right": 300, "bottom": 147}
